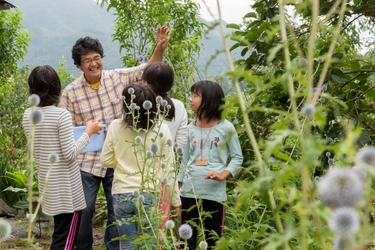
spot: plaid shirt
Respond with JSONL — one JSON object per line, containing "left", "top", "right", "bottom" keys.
{"left": 60, "top": 64, "right": 146, "bottom": 177}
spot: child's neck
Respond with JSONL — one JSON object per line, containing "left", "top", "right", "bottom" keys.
{"left": 197, "top": 118, "right": 219, "bottom": 128}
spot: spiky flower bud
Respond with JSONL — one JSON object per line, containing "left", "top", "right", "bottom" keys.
{"left": 318, "top": 167, "right": 364, "bottom": 208}
{"left": 30, "top": 109, "right": 44, "bottom": 125}
{"left": 146, "top": 150, "right": 153, "bottom": 158}
{"left": 49, "top": 153, "right": 59, "bottom": 164}
{"left": 161, "top": 100, "right": 168, "bottom": 107}
{"left": 132, "top": 190, "right": 140, "bottom": 197}
{"left": 128, "top": 87, "right": 135, "bottom": 95}
{"left": 166, "top": 220, "right": 175, "bottom": 230}
{"left": 176, "top": 147, "right": 183, "bottom": 155}
{"left": 0, "top": 220, "right": 11, "bottom": 241}
{"left": 330, "top": 207, "right": 360, "bottom": 236}
{"left": 130, "top": 103, "right": 137, "bottom": 110}
{"left": 156, "top": 96, "right": 163, "bottom": 104}
{"left": 166, "top": 139, "right": 173, "bottom": 146}
{"left": 137, "top": 195, "right": 145, "bottom": 203}
{"left": 199, "top": 241, "right": 208, "bottom": 250}
{"left": 143, "top": 100, "right": 152, "bottom": 110}
{"left": 178, "top": 223, "right": 193, "bottom": 240}
{"left": 135, "top": 136, "right": 143, "bottom": 144}
{"left": 162, "top": 177, "right": 168, "bottom": 184}
{"left": 301, "top": 104, "right": 316, "bottom": 117}
{"left": 150, "top": 143, "right": 159, "bottom": 154}
{"left": 28, "top": 94, "right": 40, "bottom": 107}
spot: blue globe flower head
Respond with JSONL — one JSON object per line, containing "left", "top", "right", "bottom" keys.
{"left": 166, "top": 220, "right": 175, "bottom": 230}
{"left": 162, "top": 177, "right": 168, "bottom": 184}
{"left": 132, "top": 190, "right": 140, "bottom": 197}
{"left": 179, "top": 223, "right": 193, "bottom": 240}
{"left": 128, "top": 87, "right": 135, "bottom": 95}
{"left": 150, "top": 143, "right": 159, "bottom": 153}
{"left": 28, "top": 94, "right": 40, "bottom": 106}
{"left": 318, "top": 167, "right": 364, "bottom": 208}
{"left": 146, "top": 150, "right": 153, "bottom": 158}
{"left": 328, "top": 158, "right": 334, "bottom": 165}
{"left": 321, "top": 84, "right": 328, "bottom": 91}
{"left": 30, "top": 109, "right": 44, "bottom": 125}
{"left": 355, "top": 146, "right": 375, "bottom": 167}
{"left": 176, "top": 147, "right": 183, "bottom": 155}
{"left": 160, "top": 162, "right": 166, "bottom": 169}
{"left": 150, "top": 27, "right": 155, "bottom": 32}
{"left": 166, "top": 139, "right": 173, "bottom": 147}
{"left": 301, "top": 104, "right": 316, "bottom": 117}
{"left": 130, "top": 103, "right": 137, "bottom": 110}
{"left": 326, "top": 151, "right": 331, "bottom": 157}
{"left": 143, "top": 100, "right": 153, "bottom": 110}
{"left": 312, "top": 87, "right": 320, "bottom": 93}
{"left": 135, "top": 136, "right": 143, "bottom": 144}
{"left": 317, "top": 57, "right": 324, "bottom": 63}
{"left": 330, "top": 207, "right": 360, "bottom": 236}
{"left": 48, "top": 153, "right": 59, "bottom": 164}
{"left": 319, "top": 98, "right": 326, "bottom": 104}
{"left": 137, "top": 194, "right": 145, "bottom": 203}
{"left": 158, "top": 132, "right": 164, "bottom": 138}
{"left": 0, "top": 220, "right": 11, "bottom": 241}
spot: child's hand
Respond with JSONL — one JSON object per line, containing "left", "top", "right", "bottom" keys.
{"left": 205, "top": 170, "right": 231, "bottom": 181}
{"left": 156, "top": 26, "right": 169, "bottom": 51}
{"left": 85, "top": 121, "right": 103, "bottom": 137}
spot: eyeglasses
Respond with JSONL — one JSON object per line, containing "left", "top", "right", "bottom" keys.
{"left": 81, "top": 56, "right": 102, "bottom": 65}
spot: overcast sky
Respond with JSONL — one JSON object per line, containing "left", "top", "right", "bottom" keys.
{"left": 193, "top": 0, "right": 253, "bottom": 24}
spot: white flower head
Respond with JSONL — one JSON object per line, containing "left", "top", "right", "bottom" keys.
{"left": 30, "top": 109, "right": 44, "bottom": 125}
{"left": 165, "top": 220, "right": 175, "bottom": 230}
{"left": 176, "top": 147, "right": 183, "bottom": 155}
{"left": 0, "top": 220, "right": 11, "bottom": 241}
{"left": 28, "top": 94, "right": 40, "bottom": 106}
{"left": 48, "top": 153, "right": 59, "bottom": 164}
{"left": 330, "top": 207, "right": 360, "bottom": 236}
{"left": 160, "top": 162, "right": 166, "bottom": 169}
{"left": 161, "top": 100, "right": 168, "bottom": 107}
{"left": 132, "top": 190, "right": 140, "bottom": 197}
{"left": 158, "top": 132, "right": 164, "bottom": 138}
{"left": 167, "top": 104, "right": 171, "bottom": 110}
{"left": 156, "top": 96, "right": 163, "bottom": 104}
{"left": 179, "top": 223, "right": 193, "bottom": 240}
{"left": 301, "top": 104, "right": 316, "bottom": 117}
{"left": 162, "top": 177, "right": 168, "bottom": 184}
{"left": 135, "top": 136, "right": 143, "bottom": 144}
{"left": 355, "top": 146, "right": 375, "bottom": 167}
{"left": 128, "top": 87, "right": 135, "bottom": 95}
{"left": 143, "top": 100, "right": 152, "bottom": 110}
{"left": 166, "top": 138, "right": 173, "bottom": 146}
{"left": 199, "top": 241, "right": 208, "bottom": 250}
{"left": 150, "top": 143, "right": 159, "bottom": 154}
{"left": 318, "top": 167, "right": 364, "bottom": 208}
{"left": 137, "top": 194, "right": 145, "bottom": 203}
{"left": 130, "top": 103, "right": 137, "bottom": 110}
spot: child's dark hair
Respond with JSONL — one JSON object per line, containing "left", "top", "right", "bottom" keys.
{"left": 191, "top": 80, "right": 224, "bottom": 122}
{"left": 72, "top": 36, "right": 105, "bottom": 66}
{"left": 122, "top": 83, "right": 157, "bottom": 130}
{"left": 142, "top": 62, "right": 175, "bottom": 120}
{"left": 28, "top": 65, "right": 61, "bottom": 107}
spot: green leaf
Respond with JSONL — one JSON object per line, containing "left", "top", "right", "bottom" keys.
{"left": 244, "top": 12, "right": 257, "bottom": 18}
{"left": 226, "top": 23, "right": 240, "bottom": 29}
{"left": 330, "top": 68, "right": 347, "bottom": 83}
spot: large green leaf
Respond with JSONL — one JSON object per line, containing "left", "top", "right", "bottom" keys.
{"left": 330, "top": 68, "right": 347, "bottom": 83}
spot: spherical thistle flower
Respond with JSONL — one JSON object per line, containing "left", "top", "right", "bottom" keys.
{"left": 146, "top": 150, "right": 153, "bottom": 158}
{"left": 165, "top": 220, "right": 175, "bottom": 230}
{"left": 326, "top": 152, "right": 331, "bottom": 157}
{"left": 150, "top": 27, "right": 155, "bottom": 32}
{"left": 130, "top": 103, "right": 137, "bottom": 110}
{"left": 318, "top": 167, "right": 364, "bottom": 208}
{"left": 328, "top": 158, "right": 334, "bottom": 165}
{"left": 301, "top": 104, "right": 316, "bottom": 117}
{"left": 355, "top": 146, "right": 375, "bottom": 167}
{"left": 322, "top": 84, "right": 328, "bottom": 91}
{"left": 135, "top": 136, "right": 143, "bottom": 144}
{"left": 174, "top": 142, "right": 179, "bottom": 149}
{"left": 28, "top": 94, "right": 40, "bottom": 107}
{"left": 30, "top": 109, "right": 44, "bottom": 125}
{"left": 128, "top": 87, "right": 135, "bottom": 95}
{"left": 136, "top": 106, "right": 140, "bottom": 110}
{"left": 132, "top": 190, "right": 140, "bottom": 197}
{"left": 0, "top": 219, "right": 11, "bottom": 241}
{"left": 162, "top": 176, "right": 168, "bottom": 184}
{"left": 176, "top": 147, "right": 183, "bottom": 155}
{"left": 167, "top": 104, "right": 171, "bottom": 110}
{"left": 312, "top": 87, "right": 320, "bottom": 93}
{"left": 143, "top": 100, "right": 152, "bottom": 110}
{"left": 330, "top": 207, "right": 360, "bottom": 236}
{"left": 48, "top": 153, "right": 59, "bottom": 164}
{"left": 317, "top": 56, "right": 324, "bottom": 64}
{"left": 326, "top": 137, "right": 334, "bottom": 145}
{"left": 352, "top": 165, "right": 367, "bottom": 182}
{"left": 179, "top": 223, "right": 193, "bottom": 240}
{"left": 319, "top": 98, "right": 326, "bottom": 104}
{"left": 166, "top": 138, "right": 173, "bottom": 147}
{"left": 199, "top": 241, "right": 208, "bottom": 250}
{"left": 156, "top": 96, "right": 163, "bottom": 104}
{"left": 161, "top": 100, "right": 168, "bottom": 107}
{"left": 137, "top": 194, "right": 145, "bottom": 203}
{"left": 150, "top": 143, "right": 159, "bottom": 154}
{"left": 158, "top": 132, "right": 164, "bottom": 138}
{"left": 160, "top": 162, "right": 166, "bottom": 169}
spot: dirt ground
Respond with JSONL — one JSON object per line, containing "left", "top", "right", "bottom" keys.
{"left": 0, "top": 216, "right": 105, "bottom": 250}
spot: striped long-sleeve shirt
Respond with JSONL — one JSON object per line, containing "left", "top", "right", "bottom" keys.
{"left": 22, "top": 106, "right": 88, "bottom": 216}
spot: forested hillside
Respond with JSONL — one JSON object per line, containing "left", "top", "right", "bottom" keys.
{"left": 11, "top": 0, "right": 233, "bottom": 77}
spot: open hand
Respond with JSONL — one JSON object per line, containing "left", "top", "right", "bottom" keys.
{"left": 156, "top": 26, "right": 170, "bottom": 51}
